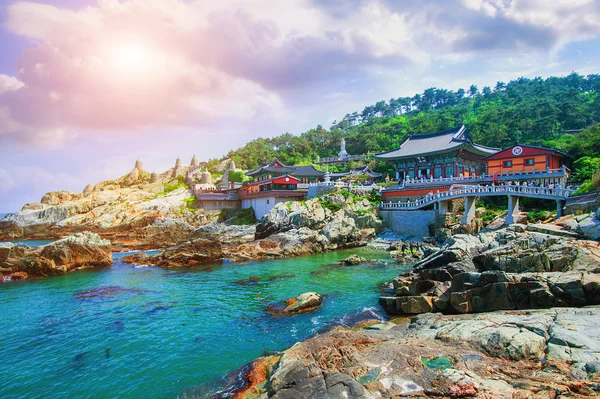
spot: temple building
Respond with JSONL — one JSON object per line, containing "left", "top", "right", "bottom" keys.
{"left": 239, "top": 175, "right": 305, "bottom": 219}
{"left": 375, "top": 125, "right": 499, "bottom": 180}
{"left": 246, "top": 159, "right": 324, "bottom": 184}
{"left": 483, "top": 144, "right": 568, "bottom": 175}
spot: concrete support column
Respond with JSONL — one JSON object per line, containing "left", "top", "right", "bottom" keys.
{"left": 461, "top": 196, "right": 476, "bottom": 224}
{"left": 438, "top": 200, "right": 449, "bottom": 214}
{"left": 505, "top": 195, "right": 520, "bottom": 225}
{"left": 395, "top": 170, "right": 399, "bottom": 181}
{"left": 556, "top": 200, "right": 566, "bottom": 218}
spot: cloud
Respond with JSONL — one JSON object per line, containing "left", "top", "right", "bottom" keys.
{"left": 0, "top": 0, "right": 600, "bottom": 146}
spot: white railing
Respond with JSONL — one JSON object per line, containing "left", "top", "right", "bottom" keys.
{"left": 387, "top": 166, "right": 570, "bottom": 190}
{"left": 380, "top": 184, "right": 575, "bottom": 210}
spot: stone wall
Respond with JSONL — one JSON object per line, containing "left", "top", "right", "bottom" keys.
{"left": 379, "top": 209, "right": 437, "bottom": 239}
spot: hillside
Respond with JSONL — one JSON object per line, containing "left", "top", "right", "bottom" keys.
{"left": 215, "top": 73, "right": 600, "bottom": 185}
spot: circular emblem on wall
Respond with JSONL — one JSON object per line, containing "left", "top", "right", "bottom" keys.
{"left": 285, "top": 177, "right": 290, "bottom": 182}
{"left": 512, "top": 146, "right": 523, "bottom": 156}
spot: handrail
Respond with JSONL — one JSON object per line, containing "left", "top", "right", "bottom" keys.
{"left": 379, "top": 184, "right": 575, "bottom": 210}
{"left": 387, "top": 166, "right": 569, "bottom": 190}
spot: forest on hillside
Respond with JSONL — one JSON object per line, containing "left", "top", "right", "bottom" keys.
{"left": 211, "top": 72, "right": 600, "bottom": 192}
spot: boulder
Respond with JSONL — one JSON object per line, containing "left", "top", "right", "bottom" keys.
{"left": 277, "top": 292, "right": 323, "bottom": 314}
{"left": 142, "top": 238, "right": 223, "bottom": 268}
{"left": 339, "top": 254, "right": 367, "bottom": 266}
{"left": 0, "top": 232, "right": 112, "bottom": 278}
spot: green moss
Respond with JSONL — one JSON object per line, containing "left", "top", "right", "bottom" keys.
{"left": 320, "top": 200, "right": 342, "bottom": 213}
{"left": 527, "top": 210, "right": 553, "bottom": 223}
{"left": 220, "top": 207, "right": 257, "bottom": 225}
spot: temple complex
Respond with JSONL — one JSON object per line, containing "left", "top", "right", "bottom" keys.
{"left": 375, "top": 125, "right": 499, "bottom": 181}
{"left": 246, "top": 159, "right": 324, "bottom": 184}
{"left": 239, "top": 175, "right": 305, "bottom": 219}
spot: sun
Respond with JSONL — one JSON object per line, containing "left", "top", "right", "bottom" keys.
{"left": 111, "top": 41, "right": 151, "bottom": 73}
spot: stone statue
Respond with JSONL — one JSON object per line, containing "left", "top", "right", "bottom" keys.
{"left": 229, "top": 159, "right": 235, "bottom": 170}
{"left": 150, "top": 172, "right": 158, "bottom": 183}
{"left": 338, "top": 138, "right": 348, "bottom": 158}
{"left": 135, "top": 159, "right": 143, "bottom": 170}
{"left": 175, "top": 157, "right": 182, "bottom": 168}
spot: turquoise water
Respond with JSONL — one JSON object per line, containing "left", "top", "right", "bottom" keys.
{"left": 0, "top": 248, "right": 410, "bottom": 399}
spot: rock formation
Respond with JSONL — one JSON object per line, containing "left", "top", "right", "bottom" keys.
{"left": 0, "top": 232, "right": 112, "bottom": 280}
{"left": 268, "top": 292, "right": 323, "bottom": 314}
{"left": 223, "top": 306, "right": 600, "bottom": 398}
{"left": 123, "top": 238, "right": 223, "bottom": 267}
{"left": 379, "top": 225, "right": 600, "bottom": 316}
{"left": 123, "top": 159, "right": 146, "bottom": 187}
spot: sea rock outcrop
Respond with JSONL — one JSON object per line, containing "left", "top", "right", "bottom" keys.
{"left": 268, "top": 292, "right": 323, "bottom": 315}
{"left": 380, "top": 226, "right": 600, "bottom": 316}
{"left": 0, "top": 232, "right": 112, "bottom": 280}
{"left": 134, "top": 238, "right": 224, "bottom": 268}
{"left": 234, "top": 191, "right": 383, "bottom": 260}
{"left": 226, "top": 306, "right": 600, "bottom": 399}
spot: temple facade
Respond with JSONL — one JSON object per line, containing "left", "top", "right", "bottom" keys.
{"left": 239, "top": 175, "right": 305, "bottom": 219}
{"left": 483, "top": 144, "right": 567, "bottom": 175}
{"left": 375, "top": 125, "right": 499, "bottom": 181}
{"left": 246, "top": 159, "right": 324, "bottom": 184}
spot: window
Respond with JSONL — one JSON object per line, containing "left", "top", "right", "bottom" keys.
{"left": 524, "top": 158, "right": 534, "bottom": 166}
{"left": 502, "top": 160, "right": 512, "bottom": 167}
{"left": 267, "top": 199, "right": 270, "bottom": 204}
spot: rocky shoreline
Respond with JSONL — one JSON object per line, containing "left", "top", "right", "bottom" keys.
{"left": 223, "top": 306, "right": 600, "bottom": 398}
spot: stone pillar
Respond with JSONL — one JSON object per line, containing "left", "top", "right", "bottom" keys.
{"left": 438, "top": 200, "right": 449, "bottom": 214}
{"left": 461, "top": 196, "right": 476, "bottom": 224}
{"left": 395, "top": 170, "right": 399, "bottom": 180}
{"left": 556, "top": 200, "right": 566, "bottom": 218}
{"left": 505, "top": 195, "right": 520, "bottom": 225}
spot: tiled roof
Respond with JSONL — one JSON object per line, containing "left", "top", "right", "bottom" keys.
{"left": 375, "top": 125, "right": 499, "bottom": 160}
{"left": 246, "top": 159, "right": 324, "bottom": 177}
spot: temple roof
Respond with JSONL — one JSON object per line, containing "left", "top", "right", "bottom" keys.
{"left": 246, "top": 159, "right": 324, "bottom": 177}
{"left": 375, "top": 125, "right": 499, "bottom": 161}
{"left": 330, "top": 166, "right": 382, "bottom": 179}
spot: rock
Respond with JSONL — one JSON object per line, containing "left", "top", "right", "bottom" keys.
{"left": 82, "top": 184, "right": 94, "bottom": 197}
{"left": 339, "top": 254, "right": 367, "bottom": 266}
{"left": 0, "top": 232, "right": 112, "bottom": 278}
{"left": 577, "top": 213, "right": 600, "bottom": 241}
{"left": 0, "top": 242, "right": 14, "bottom": 262}
{"left": 140, "top": 238, "right": 223, "bottom": 268}
{"left": 275, "top": 292, "right": 323, "bottom": 315}
{"left": 224, "top": 306, "right": 600, "bottom": 399}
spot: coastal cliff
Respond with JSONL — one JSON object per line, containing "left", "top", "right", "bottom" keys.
{"left": 0, "top": 159, "right": 209, "bottom": 249}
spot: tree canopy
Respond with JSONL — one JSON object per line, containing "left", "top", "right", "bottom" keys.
{"left": 214, "top": 72, "right": 600, "bottom": 178}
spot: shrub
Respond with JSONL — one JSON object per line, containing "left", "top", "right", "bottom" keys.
{"left": 321, "top": 200, "right": 342, "bottom": 213}
{"left": 228, "top": 170, "right": 246, "bottom": 183}
{"left": 527, "top": 210, "right": 552, "bottom": 223}
{"left": 221, "top": 207, "right": 257, "bottom": 225}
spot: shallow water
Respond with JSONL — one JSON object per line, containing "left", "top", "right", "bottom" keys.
{"left": 0, "top": 248, "right": 411, "bottom": 399}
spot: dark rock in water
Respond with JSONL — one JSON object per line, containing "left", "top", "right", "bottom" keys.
{"left": 147, "top": 305, "right": 172, "bottom": 314}
{"left": 318, "top": 307, "right": 386, "bottom": 334}
{"left": 339, "top": 254, "right": 367, "bottom": 266}
{"left": 233, "top": 276, "right": 261, "bottom": 286}
{"left": 74, "top": 286, "right": 148, "bottom": 299}
{"left": 194, "top": 336, "right": 206, "bottom": 343}
{"left": 105, "top": 347, "right": 111, "bottom": 359}
{"left": 112, "top": 320, "right": 125, "bottom": 330}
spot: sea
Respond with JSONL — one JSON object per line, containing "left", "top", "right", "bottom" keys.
{"left": 0, "top": 247, "right": 411, "bottom": 399}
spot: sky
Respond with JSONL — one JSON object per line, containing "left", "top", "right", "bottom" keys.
{"left": 1, "top": 0, "right": 600, "bottom": 212}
